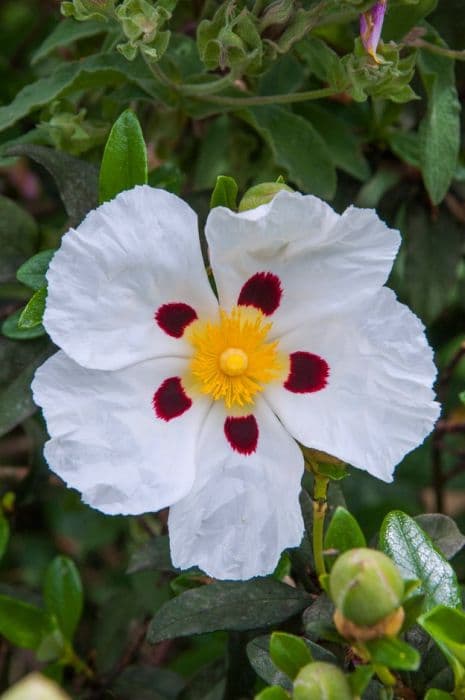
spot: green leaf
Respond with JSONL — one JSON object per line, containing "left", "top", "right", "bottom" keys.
{"left": 355, "top": 168, "right": 402, "bottom": 209}
{"left": 0, "top": 196, "right": 38, "bottom": 284}
{"left": 0, "top": 514, "right": 9, "bottom": 561}
{"left": 365, "top": 637, "right": 420, "bottom": 671}
{"left": 424, "top": 690, "right": 454, "bottom": 700}
{"left": 460, "top": 390, "right": 465, "bottom": 405}
{"left": 255, "top": 687, "right": 289, "bottom": 700}
{"left": 248, "top": 106, "right": 336, "bottom": 199}
{"left": 0, "top": 595, "right": 52, "bottom": 649}
{"left": 2, "top": 309, "right": 45, "bottom": 340}
{"left": 379, "top": 511, "right": 461, "bottom": 610}
{"left": 7, "top": 145, "right": 98, "bottom": 227}
{"left": 383, "top": 0, "right": 438, "bottom": 40}
{"left": 43, "top": 556, "right": 83, "bottom": 641}
{"left": 148, "top": 580, "right": 311, "bottom": 642}
{"left": 31, "top": 18, "right": 106, "bottom": 65}
{"left": 113, "top": 665, "right": 185, "bottom": 700}
{"left": 269, "top": 632, "right": 313, "bottom": 680}
{"left": 348, "top": 665, "right": 374, "bottom": 696}
{"left": 419, "top": 606, "right": 465, "bottom": 667}
{"left": 247, "top": 635, "right": 335, "bottom": 691}
{"left": 127, "top": 535, "right": 176, "bottom": 574}
{"left": 0, "top": 336, "right": 53, "bottom": 437}
{"left": 418, "top": 46, "right": 461, "bottom": 204}
{"left": 323, "top": 506, "right": 366, "bottom": 560}
{"left": 18, "top": 287, "right": 47, "bottom": 330}
{"left": 414, "top": 514, "right": 465, "bottom": 560}
{"left": 210, "top": 175, "right": 238, "bottom": 210}
{"left": 16, "top": 250, "right": 56, "bottom": 291}
{"left": 99, "top": 110, "right": 148, "bottom": 204}
{"left": 0, "top": 53, "right": 166, "bottom": 135}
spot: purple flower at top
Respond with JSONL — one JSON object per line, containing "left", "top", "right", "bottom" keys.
{"left": 360, "top": 0, "right": 387, "bottom": 61}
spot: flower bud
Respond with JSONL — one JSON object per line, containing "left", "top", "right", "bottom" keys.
{"left": 61, "top": 0, "right": 114, "bottom": 22}
{"left": 360, "top": 0, "right": 387, "bottom": 62}
{"left": 294, "top": 662, "right": 352, "bottom": 700}
{"left": 330, "top": 548, "right": 404, "bottom": 630}
{"left": 258, "top": 0, "right": 294, "bottom": 33}
{"left": 1, "top": 673, "right": 70, "bottom": 700}
{"left": 238, "top": 182, "right": 293, "bottom": 212}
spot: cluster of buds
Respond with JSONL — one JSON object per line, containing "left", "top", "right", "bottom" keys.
{"left": 116, "top": 0, "right": 176, "bottom": 61}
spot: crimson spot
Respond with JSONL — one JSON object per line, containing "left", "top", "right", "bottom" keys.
{"left": 237, "top": 272, "right": 282, "bottom": 316}
{"left": 284, "top": 351, "right": 329, "bottom": 394}
{"left": 224, "top": 415, "right": 259, "bottom": 455}
{"left": 155, "top": 302, "right": 197, "bottom": 338}
{"left": 153, "top": 377, "right": 192, "bottom": 421}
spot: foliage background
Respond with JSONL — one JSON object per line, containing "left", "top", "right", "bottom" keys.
{"left": 0, "top": 0, "right": 465, "bottom": 698}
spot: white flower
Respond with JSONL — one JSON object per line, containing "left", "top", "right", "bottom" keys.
{"left": 32, "top": 186, "right": 440, "bottom": 580}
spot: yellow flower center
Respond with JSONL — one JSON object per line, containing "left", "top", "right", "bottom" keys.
{"left": 186, "top": 306, "right": 285, "bottom": 409}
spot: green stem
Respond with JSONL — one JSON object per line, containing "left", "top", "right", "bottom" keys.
{"left": 192, "top": 85, "right": 345, "bottom": 107}
{"left": 312, "top": 473, "right": 329, "bottom": 579}
{"left": 373, "top": 664, "right": 396, "bottom": 688}
{"left": 64, "top": 644, "right": 94, "bottom": 679}
{"left": 179, "top": 74, "right": 235, "bottom": 96}
{"left": 405, "top": 38, "right": 465, "bottom": 61}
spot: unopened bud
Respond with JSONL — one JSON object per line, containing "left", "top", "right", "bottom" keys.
{"left": 258, "top": 0, "right": 294, "bottom": 32}
{"left": 294, "top": 662, "right": 352, "bottom": 700}
{"left": 238, "top": 182, "right": 293, "bottom": 211}
{"left": 330, "top": 548, "right": 404, "bottom": 630}
{"left": 360, "top": 0, "right": 387, "bottom": 62}
{"left": 1, "top": 673, "right": 70, "bottom": 700}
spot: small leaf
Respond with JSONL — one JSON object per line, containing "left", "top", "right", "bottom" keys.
{"left": 424, "top": 690, "right": 454, "bottom": 700}
{"left": 255, "top": 687, "right": 289, "bottom": 700}
{"left": 0, "top": 595, "right": 52, "bottom": 649}
{"left": 0, "top": 514, "right": 9, "bottom": 561}
{"left": 365, "top": 637, "right": 420, "bottom": 671}
{"left": 348, "top": 665, "right": 374, "bottom": 696}
{"left": 2, "top": 310, "right": 45, "bottom": 340}
{"left": 148, "top": 580, "right": 311, "bottom": 642}
{"left": 270, "top": 632, "right": 313, "bottom": 680}
{"left": 380, "top": 510, "right": 461, "bottom": 609}
{"left": 18, "top": 288, "right": 47, "bottom": 330}
{"left": 419, "top": 605, "right": 465, "bottom": 667}
{"left": 43, "top": 556, "right": 83, "bottom": 642}
{"left": 17, "top": 250, "right": 56, "bottom": 291}
{"left": 99, "top": 110, "right": 148, "bottom": 204}
{"left": 210, "top": 175, "right": 238, "bottom": 210}
{"left": 324, "top": 507, "right": 366, "bottom": 560}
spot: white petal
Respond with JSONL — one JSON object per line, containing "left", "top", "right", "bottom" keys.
{"left": 169, "top": 400, "right": 304, "bottom": 580}
{"left": 45, "top": 186, "right": 218, "bottom": 370}
{"left": 265, "top": 288, "right": 440, "bottom": 482}
{"left": 32, "top": 351, "right": 210, "bottom": 515}
{"left": 206, "top": 190, "right": 400, "bottom": 336}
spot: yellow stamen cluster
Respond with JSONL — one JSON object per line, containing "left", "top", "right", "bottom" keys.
{"left": 187, "top": 306, "right": 284, "bottom": 409}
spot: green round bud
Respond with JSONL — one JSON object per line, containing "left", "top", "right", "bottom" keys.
{"left": 329, "top": 548, "right": 404, "bottom": 627}
{"left": 294, "top": 662, "right": 352, "bottom": 700}
{"left": 238, "top": 182, "right": 293, "bottom": 212}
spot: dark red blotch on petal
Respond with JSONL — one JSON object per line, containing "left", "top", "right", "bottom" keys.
{"left": 284, "top": 351, "right": 329, "bottom": 394}
{"left": 224, "top": 415, "right": 259, "bottom": 455}
{"left": 237, "top": 272, "right": 282, "bottom": 316}
{"left": 153, "top": 377, "right": 192, "bottom": 421}
{"left": 155, "top": 302, "right": 197, "bottom": 338}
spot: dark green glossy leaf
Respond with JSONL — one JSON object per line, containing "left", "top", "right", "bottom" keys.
{"left": 324, "top": 506, "right": 366, "bottom": 559}
{"left": 365, "top": 637, "right": 420, "bottom": 671}
{"left": 18, "top": 287, "right": 47, "bottom": 329}
{"left": 0, "top": 594, "right": 51, "bottom": 649}
{"left": 148, "top": 580, "right": 311, "bottom": 642}
{"left": 43, "top": 556, "right": 83, "bottom": 641}
{"left": 17, "top": 250, "right": 56, "bottom": 291}
{"left": 270, "top": 632, "right": 313, "bottom": 680}
{"left": 6, "top": 145, "right": 98, "bottom": 227}
{"left": 379, "top": 511, "right": 461, "bottom": 610}
{"left": 99, "top": 110, "right": 148, "bottom": 204}
{"left": 210, "top": 175, "right": 238, "bottom": 210}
